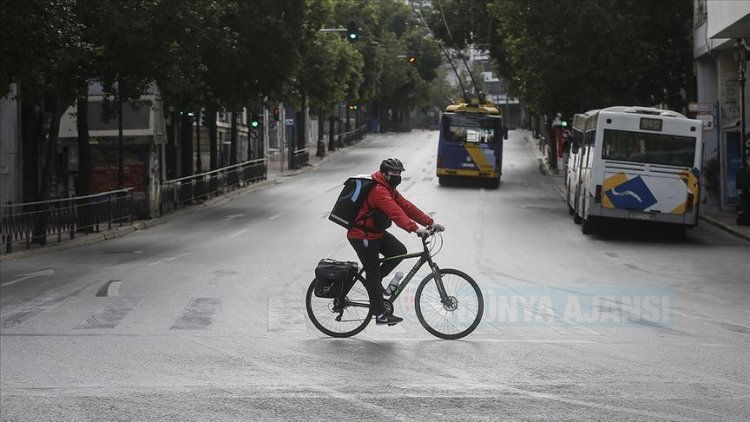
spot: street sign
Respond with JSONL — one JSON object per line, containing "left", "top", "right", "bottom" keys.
{"left": 696, "top": 113, "right": 714, "bottom": 131}
{"left": 688, "top": 102, "right": 713, "bottom": 113}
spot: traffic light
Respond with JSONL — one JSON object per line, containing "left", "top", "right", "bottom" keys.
{"left": 272, "top": 107, "right": 280, "bottom": 121}
{"left": 407, "top": 54, "right": 416, "bottom": 64}
{"left": 346, "top": 20, "right": 358, "bottom": 41}
{"left": 250, "top": 112, "right": 261, "bottom": 128}
{"left": 348, "top": 104, "right": 358, "bottom": 111}
{"left": 561, "top": 120, "right": 568, "bottom": 128}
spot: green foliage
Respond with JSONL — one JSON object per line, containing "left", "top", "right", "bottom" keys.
{"left": 1, "top": 0, "right": 445, "bottom": 122}
{"left": 487, "top": 0, "right": 693, "bottom": 117}
{"left": 0, "top": 0, "right": 86, "bottom": 99}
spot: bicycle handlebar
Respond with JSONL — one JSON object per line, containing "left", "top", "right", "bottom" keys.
{"left": 416, "top": 225, "right": 444, "bottom": 240}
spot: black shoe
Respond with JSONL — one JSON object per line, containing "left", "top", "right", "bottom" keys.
{"left": 375, "top": 313, "right": 403, "bottom": 326}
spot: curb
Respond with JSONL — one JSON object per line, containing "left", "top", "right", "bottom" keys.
{"left": 523, "top": 133, "right": 559, "bottom": 177}
{"left": 699, "top": 214, "right": 750, "bottom": 242}
{"left": 0, "top": 139, "right": 365, "bottom": 261}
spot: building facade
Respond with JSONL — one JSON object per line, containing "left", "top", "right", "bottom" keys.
{"left": 693, "top": 0, "right": 750, "bottom": 209}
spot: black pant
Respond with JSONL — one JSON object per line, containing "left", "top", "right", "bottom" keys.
{"left": 348, "top": 232, "right": 407, "bottom": 316}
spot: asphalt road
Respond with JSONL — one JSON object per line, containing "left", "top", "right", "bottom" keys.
{"left": 1, "top": 130, "right": 749, "bottom": 421}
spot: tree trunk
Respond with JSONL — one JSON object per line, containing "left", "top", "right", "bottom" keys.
{"left": 117, "top": 88, "right": 124, "bottom": 188}
{"left": 35, "top": 86, "right": 68, "bottom": 244}
{"left": 230, "top": 111, "right": 238, "bottom": 165}
{"left": 207, "top": 107, "right": 218, "bottom": 170}
{"left": 165, "top": 111, "right": 178, "bottom": 179}
{"left": 195, "top": 110, "right": 202, "bottom": 173}
{"left": 180, "top": 112, "right": 193, "bottom": 177}
{"left": 75, "top": 86, "right": 91, "bottom": 196}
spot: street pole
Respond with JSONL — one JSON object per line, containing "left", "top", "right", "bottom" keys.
{"left": 735, "top": 39, "right": 750, "bottom": 225}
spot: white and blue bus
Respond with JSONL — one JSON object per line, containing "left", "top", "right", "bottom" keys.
{"left": 570, "top": 106, "right": 702, "bottom": 235}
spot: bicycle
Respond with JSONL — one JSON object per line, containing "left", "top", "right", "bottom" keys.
{"left": 305, "top": 227, "right": 484, "bottom": 340}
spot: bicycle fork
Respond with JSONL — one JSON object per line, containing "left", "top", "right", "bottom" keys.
{"left": 429, "top": 262, "right": 452, "bottom": 307}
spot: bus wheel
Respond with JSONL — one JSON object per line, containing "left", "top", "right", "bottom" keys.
{"left": 573, "top": 211, "right": 582, "bottom": 224}
{"left": 489, "top": 179, "right": 500, "bottom": 189}
{"left": 438, "top": 176, "right": 447, "bottom": 186}
{"left": 581, "top": 216, "right": 596, "bottom": 235}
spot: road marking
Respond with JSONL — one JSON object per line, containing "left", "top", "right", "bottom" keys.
{"left": 223, "top": 213, "right": 245, "bottom": 222}
{"left": 1, "top": 269, "right": 55, "bottom": 287}
{"left": 268, "top": 297, "right": 307, "bottom": 332}
{"left": 74, "top": 297, "right": 143, "bottom": 329}
{"left": 268, "top": 213, "right": 283, "bottom": 220}
{"left": 147, "top": 252, "right": 191, "bottom": 266}
{"left": 96, "top": 280, "right": 121, "bottom": 297}
{"left": 228, "top": 229, "right": 248, "bottom": 238}
{"left": 170, "top": 298, "right": 222, "bottom": 330}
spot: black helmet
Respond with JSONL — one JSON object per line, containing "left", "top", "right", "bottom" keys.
{"left": 380, "top": 158, "right": 405, "bottom": 173}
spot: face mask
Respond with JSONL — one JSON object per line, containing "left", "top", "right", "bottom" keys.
{"left": 387, "top": 175, "right": 402, "bottom": 188}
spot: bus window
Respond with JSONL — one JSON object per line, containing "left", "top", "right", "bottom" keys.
{"left": 442, "top": 114, "right": 498, "bottom": 144}
{"left": 601, "top": 129, "right": 696, "bottom": 167}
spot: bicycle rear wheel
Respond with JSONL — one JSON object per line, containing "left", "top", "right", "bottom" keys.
{"left": 414, "top": 268, "right": 483, "bottom": 340}
{"left": 305, "top": 278, "right": 372, "bottom": 337}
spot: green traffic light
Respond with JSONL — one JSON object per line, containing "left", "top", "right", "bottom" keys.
{"left": 561, "top": 120, "right": 568, "bottom": 127}
{"left": 251, "top": 120, "right": 259, "bottom": 128}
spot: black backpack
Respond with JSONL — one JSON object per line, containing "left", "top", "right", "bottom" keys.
{"left": 328, "top": 176, "right": 377, "bottom": 229}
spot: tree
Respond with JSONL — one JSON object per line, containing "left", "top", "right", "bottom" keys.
{"left": 0, "top": 0, "right": 90, "bottom": 204}
{"left": 487, "top": 0, "right": 693, "bottom": 116}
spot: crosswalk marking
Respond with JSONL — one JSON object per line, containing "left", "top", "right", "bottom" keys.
{"left": 170, "top": 298, "right": 222, "bottom": 330}
{"left": 268, "top": 297, "right": 307, "bottom": 332}
{"left": 74, "top": 297, "right": 143, "bottom": 329}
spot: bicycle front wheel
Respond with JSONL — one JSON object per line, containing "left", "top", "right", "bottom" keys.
{"left": 414, "top": 268, "right": 483, "bottom": 340}
{"left": 305, "top": 278, "right": 372, "bottom": 338}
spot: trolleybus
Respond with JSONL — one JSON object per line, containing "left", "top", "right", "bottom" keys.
{"left": 437, "top": 100, "right": 506, "bottom": 188}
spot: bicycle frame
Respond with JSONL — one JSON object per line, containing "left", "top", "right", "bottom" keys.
{"left": 348, "top": 235, "right": 450, "bottom": 309}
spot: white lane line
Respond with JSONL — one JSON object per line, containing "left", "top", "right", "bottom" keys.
{"left": 223, "top": 213, "right": 245, "bottom": 222}
{"left": 1, "top": 269, "right": 55, "bottom": 287}
{"left": 107, "top": 281, "right": 121, "bottom": 297}
{"left": 268, "top": 213, "right": 283, "bottom": 220}
{"left": 228, "top": 229, "right": 248, "bottom": 238}
{"left": 147, "top": 253, "right": 191, "bottom": 266}
{"left": 268, "top": 297, "right": 307, "bottom": 332}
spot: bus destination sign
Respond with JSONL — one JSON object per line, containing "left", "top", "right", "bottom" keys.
{"left": 639, "top": 118, "right": 663, "bottom": 132}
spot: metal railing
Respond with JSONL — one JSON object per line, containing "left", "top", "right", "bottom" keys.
{"left": 339, "top": 125, "right": 368, "bottom": 147}
{"left": 0, "top": 188, "right": 134, "bottom": 254}
{"left": 289, "top": 147, "right": 310, "bottom": 170}
{"left": 159, "top": 158, "right": 267, "bottom": 214}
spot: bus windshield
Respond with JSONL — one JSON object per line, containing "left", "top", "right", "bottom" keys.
{"left": 442, "top": 114, "right": 499, "bottom": 144}
{"left": 601, "top": 129, "right": 696, "bottom": 167}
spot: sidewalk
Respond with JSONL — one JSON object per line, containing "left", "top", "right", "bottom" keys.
{"left": 520, "top": 130, "right": 750, "bottom": 242}
{"left": 0, "top": 140, "right": 359, "bottom": 262}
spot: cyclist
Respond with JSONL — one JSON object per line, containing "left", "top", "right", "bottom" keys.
{"left": 346, "top": 158, "right": 445, "bottom": 326}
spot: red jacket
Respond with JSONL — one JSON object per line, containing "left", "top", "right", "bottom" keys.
{"left": 347, "top": 171, "right": 434, "bottom": 240}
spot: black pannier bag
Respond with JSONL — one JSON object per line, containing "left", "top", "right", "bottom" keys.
{"left": 314, "top": 259, "right": 359, "bottom": 298}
